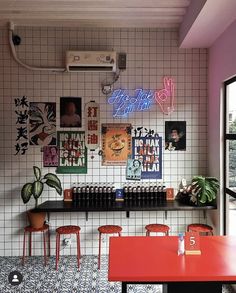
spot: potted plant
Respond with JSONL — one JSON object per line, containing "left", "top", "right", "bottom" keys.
{"left": 21, "top": 166, "right": 62, "bottom": 228}
{"left": 177, "top": 176, "right": 219, "bottom": 206}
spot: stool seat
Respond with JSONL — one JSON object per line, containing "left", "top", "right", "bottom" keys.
{"left": 145, "top": 224, "right": 170, "bottom": 235}
{"left": 187, "top": 224, "right": 213, "bottom": 235}
{"left": 55, "top": 225, "right": 81, "bottom": 270}
{"left": 22, "top": 224, "right": 50, "bottom": 266}
{"left": 24, "top": 224, "right": 49, "bottom": 233}
{"left": 98, "top": 225, "right": 122, "bottom": 269}
{"left": 56, "top": 225, "right": 81, "bottom": 234}
{"left": 98, "top": 225, "right": 122, "bottom": 234}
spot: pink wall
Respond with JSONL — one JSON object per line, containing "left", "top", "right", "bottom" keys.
{"left": 208, "top": 19, "right": 236, "bottom": 234}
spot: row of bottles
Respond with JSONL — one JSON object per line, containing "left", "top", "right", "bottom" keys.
{"left": 123, "top": 183, "right": 167, "bottom": 202}
{"left": 71, "top": 182, "right": 167, "bottom": 206}
{"left": 72, "top": 183, "right": 116, "bottom": 205}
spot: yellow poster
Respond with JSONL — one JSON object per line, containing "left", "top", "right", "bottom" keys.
{"left": 102, "top": 123, "right": 132, "bottom": 166}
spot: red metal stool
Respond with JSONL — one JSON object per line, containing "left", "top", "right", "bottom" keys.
{"left": 22, "top": 224, "right": 50, "bottom": 266}
{"left": 55, "top": 225, "right": 81, "bottom": 270}
{"left": 187, "top": 224, "right": 213, "bottom": 235}
{"left": 145, "top": 224, "right": 170, "bottom": 236}
{"left": 98, "top": 225, "right": 122, "bottom": 269}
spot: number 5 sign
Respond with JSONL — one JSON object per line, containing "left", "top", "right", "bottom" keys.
{"left": 185, "top": 232, "right": 201, "bottom": 255}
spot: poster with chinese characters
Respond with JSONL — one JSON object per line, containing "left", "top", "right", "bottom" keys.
{"left": 101, "top": 123, "right": 132, "bottom": 166}
{"left": 84, "top": 101, "right": 100, "bottom": 150}
{"left": 57, "top": 131, "right": 87, "bottom": 174}
{"left": 29, "top": 102, "right": 56, "bottom": 146}
{"left": 14, "top": 96, "right": 29, "bottom": 155}
{"left": 132, "top": 127, "right": 162, "bottom": 179}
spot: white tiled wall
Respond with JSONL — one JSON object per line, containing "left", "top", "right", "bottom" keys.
{"left": 0, "top": 27, "right": 208, "bottom": 256}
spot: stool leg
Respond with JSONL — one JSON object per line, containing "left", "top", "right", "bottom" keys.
{"left": 118, "top": 232, "right": 121, "bottom": 237}
{"left": 29, "top": 232, "right": 32, "bottom": 256}
{"left": 43, "top": 231, "right": 47, "bottom": 266}
{"left": 77, "top": 233, "right": 80, "bottom": 269}
{"left": 146, "top": 231, "right": 150, "bottom": 236}
{"left": 56, "top": 233, "right": 60, "bottom": 270}
{"left": 98, "top": 232, "right": 102, "bottom": 270}
{"left": 47, "top": 228, "right": 51, "bottom": 257}
{"left": 22, "top": 230, "right": 27, "bottom": 265}
{"left": 166, "top": 230, "right": 169, "bottom": 236}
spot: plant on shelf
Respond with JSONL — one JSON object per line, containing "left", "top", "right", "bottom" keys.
{"left": 21, "top": 166, "right": 62, "bottom": 228}
{"left": 191, "top": 176, "right": 220, "bottom": 205}
{"left": 177, "top": 176, "right": 220, "bottom": 206}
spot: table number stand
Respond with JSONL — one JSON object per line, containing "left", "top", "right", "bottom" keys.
{"left": 185, "top": 231, "right": 201, "bottom": 255}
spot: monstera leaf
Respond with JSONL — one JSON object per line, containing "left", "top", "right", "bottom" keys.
{"left": 192, "top": 176, "right": 220, "bottom": 204}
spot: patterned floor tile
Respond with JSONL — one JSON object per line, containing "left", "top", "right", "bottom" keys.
{"left": 0, "top": 256, "right": 234, "bottom": 293}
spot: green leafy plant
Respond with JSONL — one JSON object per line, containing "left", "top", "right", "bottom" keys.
{"left": 192, "top": 176, "right": 220, "bottom": 204}
{"left": 21, "top": 166, "right": 62, "bottom": 207}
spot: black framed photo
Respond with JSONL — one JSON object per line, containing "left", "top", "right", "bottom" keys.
{"left": 60, "top": 97, "right": 82, "bottom": 128}
{"left": 165, "top": 121, "right": 186, "bottom": 151}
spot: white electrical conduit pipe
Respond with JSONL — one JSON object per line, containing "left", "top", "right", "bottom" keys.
{"left": 8, "top": 21, "right": 66, "bottom": 72}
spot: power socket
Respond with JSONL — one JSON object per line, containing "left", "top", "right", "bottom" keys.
{"left": 63, "top": 238, "right": 72, "bottom": 247}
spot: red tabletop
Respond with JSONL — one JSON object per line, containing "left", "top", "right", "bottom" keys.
{"left": 108, "top": 236, "right": 236, "bottom": 283}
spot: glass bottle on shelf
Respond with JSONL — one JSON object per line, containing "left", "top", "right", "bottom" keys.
{"left": 72, "top": 182, "right": 77, "bottom": 204}
{"left": 112, "top": 184, "right": 116, "bottom": 202}
{"left": 76, "top": 184, "right": 81, "bottom": 205}
{"left": 94, "top": 183, "right": 98, "bottom": 204}
{"left": 81, "top": 183, "right": 86, "bottom": 205}
{"left": 123, "top": 184, "right": 128, "bottom": 202}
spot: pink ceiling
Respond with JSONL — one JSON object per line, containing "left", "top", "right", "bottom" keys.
{"left": 180, "top": 0, "right": 236, "bottom": 48}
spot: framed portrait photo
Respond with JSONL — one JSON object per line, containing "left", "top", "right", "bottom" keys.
{"left": 165, "top": 121, "right": 186, "bottom": 151}
{"left": 60, "top": 97, "right": 82, "bottom": 128}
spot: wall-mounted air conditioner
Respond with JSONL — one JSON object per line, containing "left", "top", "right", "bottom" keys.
{"left": 66, "top": 51, "right": 117, "bottom": 72}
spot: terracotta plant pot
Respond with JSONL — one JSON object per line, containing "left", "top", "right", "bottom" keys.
{"left": 27, "top": 210, "right": 46, "bottom": 229}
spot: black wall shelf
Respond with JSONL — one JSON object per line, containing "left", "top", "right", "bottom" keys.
{"left": 33, "top": 200, "right": 217, "bottom": 221}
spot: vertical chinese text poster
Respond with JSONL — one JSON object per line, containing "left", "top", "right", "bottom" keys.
{"left": 102, "top": 123, "right": 132, "bottom": 165}
{"left": 57, "top": 131, "right": 87, "bottom": 174}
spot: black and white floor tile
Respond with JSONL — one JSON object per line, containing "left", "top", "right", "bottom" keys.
{"left": 0, "top": 256, "right": 234, "bottom": 293}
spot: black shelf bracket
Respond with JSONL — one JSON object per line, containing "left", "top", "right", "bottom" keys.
{"left": 165, "top": 211, "right": 168, "bottom": 220}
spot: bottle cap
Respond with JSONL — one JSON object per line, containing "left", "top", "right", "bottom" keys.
{"left": 178, "top": 233, "right": 184, "bottom": 240}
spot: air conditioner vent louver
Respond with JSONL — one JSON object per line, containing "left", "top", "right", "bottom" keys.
{"left": 66, "top": 51, "right": 116, "bottom": 72}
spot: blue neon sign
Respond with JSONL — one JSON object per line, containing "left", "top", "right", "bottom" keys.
{"left": 108, "top": 89, "right": 154, "bottom": 118}
{"left": 108, "top": 77, "right": 175, "bottom": 118}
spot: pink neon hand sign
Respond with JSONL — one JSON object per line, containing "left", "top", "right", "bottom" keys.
{"left": 155, "top": 77, "right": 175, "bottom": 115}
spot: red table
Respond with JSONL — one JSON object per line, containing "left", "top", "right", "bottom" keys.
{"left": 108, "top": 236, "right": 236, "bottom": 293}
